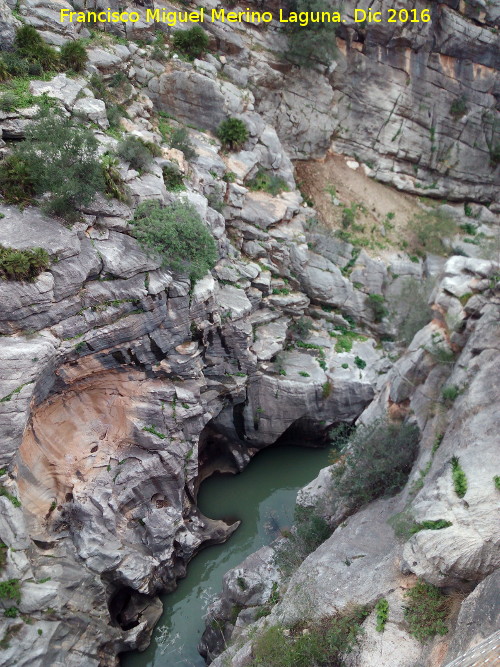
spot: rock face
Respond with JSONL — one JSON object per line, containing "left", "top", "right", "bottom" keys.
{"left": 247, "top": 0, "right": 500, "bottom": 201}
{"left": 0, "top": 6, "right": 498, "bottom": 667}
{"left": 204, "top": 256, "right": 500, "bottom": 667}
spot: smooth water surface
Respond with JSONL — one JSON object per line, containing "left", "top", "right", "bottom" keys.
{"left": 121, "top": 444, "right": 331, "bottom": 667}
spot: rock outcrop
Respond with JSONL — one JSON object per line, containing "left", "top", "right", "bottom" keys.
{"left": 0, "top": 4, "right": 498, "bottom": 666}
{"left": 203, "top": 256, "right": 500, "bottom": 667}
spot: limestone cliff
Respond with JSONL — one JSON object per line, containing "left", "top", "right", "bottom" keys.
{"left": 0, "top": 2, "right": 498, "bottom": 666}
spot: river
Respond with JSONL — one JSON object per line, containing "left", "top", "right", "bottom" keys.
{"left": 121, "top": 443, "right": 331, "bottom": 666}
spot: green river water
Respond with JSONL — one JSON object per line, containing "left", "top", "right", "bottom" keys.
{"left": 121, "top": 444, "right": 332, "bottom": 667}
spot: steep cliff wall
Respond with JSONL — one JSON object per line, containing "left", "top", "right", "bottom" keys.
{"left": 0, "top": 3, "right": 498, "bottom": 665}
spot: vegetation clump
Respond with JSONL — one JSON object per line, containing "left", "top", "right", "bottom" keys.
{"left": 410, "top": 519, "right": 453, "bottom": 534}
{"left": 367, "top": 293, "right": 388, "bottom": 322}
{"left": 403, "top": 580, "right": 448, "bottom": 642}
{"left": 162, "top": 164, "right": 185, "bottom": 191}
{"left": 411, "top": 209, "right": 457, "bottom": 256}
{"left": 170, "top": 126, "right": 196, "bottom": 160}
{"left": 172, "top": 26, "right": 209, "bottom": 60}
{"left": 450, "top": 456, "right": 467, "bottom": 498}
{"left": 251, "top": 606, "right": 369, "bottom": 667}
{"left": 0, "top": 487, "right": 21, "bottom": 508}
{"left": 284, "top": 0, "right": 338, "bottom": 67}
{"left": 442, "top": 385, "right": 460, "bottom": 404}
{"left": 130, "top": 200, "right": 217, "bottom": 282}
{"left": 332, "top": 419, "right": 420, "bottom": 507}
{"left": 354, "top": 356, "right": 366, "bottom": 369}
{"left": 273, "top": 505, "right": 331, "bottom": 576}
{"left": 15, "top": 25, "right": 59, "bottom": 71}
{"left": 0, "top": 109, "right": 105, "bottom": 217}
{"left": 117, "top": 135, "right": 155, "bottom": 171}
{"left": 0, "top": 245, "right": 50, "bottom": 282}
{"left": 375, "top": 598, "right": 389, "bottom": 632}
{"left": 101, "top": 154, "right": 128, "bottom": 202}
{"left": 395, "top": 276, "right": 434, "bottom": 345}
{"left": 59, "top": 40, "right": 88, "bottom": 72}
{"left": 246, "top": 168, "right": 289, "bottom": 196}
{"left": 217, "top": 117, "right": 248, "bottom": 150}
{"left": 449, "top": 96, "right": 468, "bottom": 119}
{"left": 0, "top": 578, "right": 21, "bottom": 603}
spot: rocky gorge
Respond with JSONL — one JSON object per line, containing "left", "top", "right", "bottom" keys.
{"left": 0, "top": 1, "right": 498, "bottom": 666}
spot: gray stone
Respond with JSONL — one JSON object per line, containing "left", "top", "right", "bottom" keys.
{"left": 73, "top": 97, "right": 109, "bottom": 129}
{"left": 93, "top": 231, "right": 162, "bottom": 278}
{"left": 0, "top": 205, "right": 80, "bottom": 259}
{"left": 29, "top": 74, "right": 87, "bottom": 109}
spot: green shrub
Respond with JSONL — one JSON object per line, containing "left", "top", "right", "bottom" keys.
{"left": 60, "top": 40, "right": 87, "bottom": 72}
{"left": 367, "top": 294, "right": 388, "bottom": 322}
{"left": 130, "top": 200, "right": 217, "bottom": 282}
{"left": 0, "top": 59, "right": 8, "bottom": 82}
{"left": 101, "top": 154, "right": 127, "bottom": 202}
{"left": 15, "top": 25, "right": 59, "bottom": 71}
{"left": 217, "top": 117, "right": 248, "bottom": 150}
{"left": 0, "top": 153, "right": 36, "bottom": 205}
{"left": 273, "top": 506, "right": 331, "bottom": 576}
{"left": 284, "top": 0, "right": 338, "bottom": 67}
{"left": 494, "top": 475, "right": 500, "bottom": 491}
{"left": 0, "top": 543, "right": 6, "bottom": 571}
{"left": 330, "top": 327, "right": 367, "bottom": 353}
{"left": 117, "top": 135, "right": 154, "bottom": 171}
{"left": 0, "top": 92, "right": 17, "bottom": 112}
{"left": 0, "top": 579, "right": 21, "bottom": 602}
{"left": 142, "top": 425, "right": 167, "bottom": 439}
{"left": 442, "top": 385, "right": 460, "bottom": 404}
{"left": 450, "top": 456, "right": 467, "bottom": 498}
{"left": 11, "top": 109, "right": 105, "bottom": 216}
{"left": 354, "top": 356, "right": 366, "bottom": 369}
{"left": 449, "top": 96, "right": 468, "bottom": 119}
{"left": 172, "top": 26, "right": 209, "bottom": 60}
{"left": 246, "top": 168, "right": 289, "bottom": 195}
{"left": 0, "top": 245, "right": 50, "bottom": 282}
{"left": 375, "top": 598, "right": 389, "bottom": 632}
{"left": 410, "top": 519, "right": 452, "bottom": 534}
{"left": 322, "top": 381, "right": 332, "bottom": 398}
{"left": 333, "top": 419, "right": 420, "bottom": 507}
{"left": 106, "top": 103, "right": 125, "bottom": 130}
{"left": 162, "top": 164, "right": 185, "bottom": 191}
{"left": 341, "top": 203, "right": 358, "bottom": 229}
{"left": 0, "top": 486, "right": 21, "bottom": 507}
{"left": 403, "top": 580, "right": 448, "bottom": 642}
{"left": 4, "top": 606, "right": 18, "bottom": 618}
{"left": 169, "top": 127, "right": 196, "bottom": 160}
{"left": 251, "top": 607, "right": 369, "bottom": 667}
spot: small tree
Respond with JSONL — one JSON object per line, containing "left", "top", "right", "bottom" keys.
{"left": 217, "top": 118, "right": 248, "bottom": 150}
{"left": 15, "top": 109, "right": 105, "bottom": 216}
{"left": 172, "top": 26, "right": 209, "bottom": 60}
{"left": 130, "top": 200, "right": 217, "bottom": 282}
